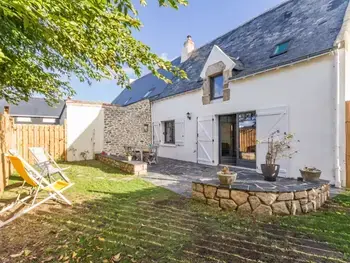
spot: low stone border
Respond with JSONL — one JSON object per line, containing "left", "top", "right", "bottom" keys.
{"left": 192, "top": 182, "right": 330, "bottom": 216}
{"left": 96, "top": 154, "right": 147, "bottom": 176}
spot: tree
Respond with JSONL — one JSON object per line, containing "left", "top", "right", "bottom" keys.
{"left": 0, "top": 0, "right": 188, "bottom": 104}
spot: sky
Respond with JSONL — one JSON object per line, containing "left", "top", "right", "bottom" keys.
{"left": 71, "top": 0, "right": 285, "bottom": 103}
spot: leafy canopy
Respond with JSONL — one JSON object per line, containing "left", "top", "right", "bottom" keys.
{"left": 0, "top": 0, "right": 188, "bottom": 104}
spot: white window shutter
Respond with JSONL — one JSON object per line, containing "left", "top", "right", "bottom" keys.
{"left": 175, "top": 119, "right": 185, "bottom": 146}
{"left": 152, "top": 122, "right": 161, "bottom": 144}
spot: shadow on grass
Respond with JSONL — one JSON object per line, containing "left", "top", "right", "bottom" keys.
{"left": 1, "top": 180, "right": 349, "bottom": 263}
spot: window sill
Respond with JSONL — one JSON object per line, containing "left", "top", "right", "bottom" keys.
{"left": 211, "top": 97, "right": 223, "bottom": 104}
{"left": 160, "top": 143, "right": 177, "bottom": 148}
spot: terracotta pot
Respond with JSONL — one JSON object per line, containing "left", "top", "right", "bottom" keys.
{"left": 261, "top": 164, "right": 280, "bottom": 182}
{"left": 299, "top": 169, "right": 321, "bottom": 181}
{"left": 217, "top": 172, "right": 237, "bottom": 185}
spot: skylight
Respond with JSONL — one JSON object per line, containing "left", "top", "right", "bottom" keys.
{"left": 272, "top": 41, "right": 290, "bottom": 57}
{"left": 124, "top": 97, "right": 131, "bottom": 105}
{"left": 143, "top": 88, "right": 154, "bottom": 98}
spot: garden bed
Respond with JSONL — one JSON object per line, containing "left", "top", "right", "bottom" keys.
{"left": 96, "top": 154, "right": 147, "bottom": 176}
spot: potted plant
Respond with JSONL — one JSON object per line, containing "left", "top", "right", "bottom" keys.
{"left": 299, "top": 167, "right": 321, "bottom": 181}
{"left": 259, "top": 131, "right": 298, "bottom": 182}
{"left": 217, "top": 166, "right": 237, "bottom": 185}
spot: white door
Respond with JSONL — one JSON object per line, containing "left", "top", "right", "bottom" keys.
{"left": 256, "top": 106, "right": 289, "bottom": 175}
{"left": 197, "top": 116, "right": 215, "bottom": 165}
{"left": 152, "top": 122, "right": 161, "bottom": 145}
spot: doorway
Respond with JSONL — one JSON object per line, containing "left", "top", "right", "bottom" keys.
{"left": 219, "top": 112, "right": 256, "bottom": 168}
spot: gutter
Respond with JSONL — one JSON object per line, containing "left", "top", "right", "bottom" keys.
{"left": 228, "top": 49, "right": 334, "bottom": 82}
{"left": 334, "top": 45, "right": 342, "bottom": 188}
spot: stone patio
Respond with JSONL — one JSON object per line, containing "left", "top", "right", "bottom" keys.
{"left": 145, "top": 157, "right": 339, "bottom": 198}
{"left": 145, "top": 158, "right": 266, "bottom": 197}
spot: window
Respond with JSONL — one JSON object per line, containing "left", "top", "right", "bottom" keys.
{"left": 124, "top": 97, "right": 131, "bottom": 105}
{"left": 210, "top": 74, "right": 224, "bottom": 100}
{"left": 42, "top": 118, "right": 56, "bottom": 123}
{"left": 16, "top": 117, "right": 31, "bottom": 123}
{"left": 164, "top": 120, "right": 175, "bottom": 144}
{"left": 272, "top": 41, "right": 290, "bottom": 57}
{"left": 143, "top": 88, "right": 154, "bottom": 98}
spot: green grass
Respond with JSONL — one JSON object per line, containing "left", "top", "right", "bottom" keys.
{"left": 1, "top": 160, "right": 350, "bottom": 263}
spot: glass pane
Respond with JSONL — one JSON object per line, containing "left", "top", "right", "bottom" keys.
{"left": 221, "top": 123, "right": 233, "bottom": 157}
{"left": 238, "top": 112, "right": 256, "bottom": 161}
{"left": 211, "top": 75, "right": 224, "bottom": 99}
{"left": 165, "top": 121, "right": 174, "bottom": 144}
{"left": 274, "top": 41, "right": 289, "bottom": 55}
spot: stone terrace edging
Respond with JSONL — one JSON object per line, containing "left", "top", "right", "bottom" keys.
{"left": 192, "top": 182, "right": 330, "bottom": 216}
{"left": 96, "top": 154, "right": 147, "bottom": 176}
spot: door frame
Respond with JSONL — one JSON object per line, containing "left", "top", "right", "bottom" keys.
{"left": 218, "top": 111, "right": 257, "bottom": 169}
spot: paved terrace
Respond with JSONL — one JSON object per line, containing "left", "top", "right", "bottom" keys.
{"left": 144, "top": 158, "right": 342, "bottom": 197}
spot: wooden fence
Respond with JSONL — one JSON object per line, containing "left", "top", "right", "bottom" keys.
{"left": 239, "top": 128, "right": 256, "bottom": 153}
{"left": 346, "top": 101, "right": 350, "bottom": 188}
{"left": 0, "top": 109, "right": 67, "bottom": 192}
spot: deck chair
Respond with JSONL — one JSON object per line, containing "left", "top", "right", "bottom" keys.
{"left": 29, "top": 147, "right": 70, "bottom": 183}
{"left": 0, "top": 154, "right": 74, "bottom": 228}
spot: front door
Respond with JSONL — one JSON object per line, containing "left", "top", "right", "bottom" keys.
{"left": 219, "top": 115, "right": 237, "bottom": 165}
{"left": 219, "top": 112, "right": 257, "bottom": 168}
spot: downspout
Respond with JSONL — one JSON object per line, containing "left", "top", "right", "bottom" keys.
{"left": 334, "top": 45, "right": 342, "bottom": 188}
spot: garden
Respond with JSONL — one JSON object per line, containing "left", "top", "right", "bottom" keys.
{"left": 1, "top": 160, "right": 349, "bottom": 263}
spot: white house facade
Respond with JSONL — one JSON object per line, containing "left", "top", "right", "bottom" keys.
{"left": 113, "top": 0, "right": 350, "bottom": 187}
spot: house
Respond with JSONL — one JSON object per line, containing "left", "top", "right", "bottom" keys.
{"left": 112, "top": 0, "right": 350, "bottom": 187}
{"left": 0, "top": 98, "right": 66, "bottom": 125}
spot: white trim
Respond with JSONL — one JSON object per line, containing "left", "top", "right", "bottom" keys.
{"left": 16, "top": 117, "right": 32, "bottom": 123}
{"left": 42, "top": 118, "right": 56, "bottom": 123}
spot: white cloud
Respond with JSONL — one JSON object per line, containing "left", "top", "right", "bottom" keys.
{"left": 160, "top": 52, "right": 169, "bottom": 61}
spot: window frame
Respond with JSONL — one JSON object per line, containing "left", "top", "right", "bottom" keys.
{"left": 163, "top": 120, "right": 175, "bottom": 144}
{"left": 271, "top": 40, "right": 291, "bottom": 58}
{"left": 210, "top": 73, "right": 224, "bottom": 100}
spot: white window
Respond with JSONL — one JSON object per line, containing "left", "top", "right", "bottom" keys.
{"left": 16, "top": 117, "right": 31, "bottom": 123}
{"left": 42, "top": 118, "right": 56, "bottom": 123}
{"left": 163, "top": 120, "right": 175, "bottom": 144}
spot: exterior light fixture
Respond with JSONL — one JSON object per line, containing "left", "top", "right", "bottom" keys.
{"left": 186, "top": 112, "right": 192, "bottom": 120}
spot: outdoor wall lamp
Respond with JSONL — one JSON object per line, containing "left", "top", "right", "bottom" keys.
{"left": 186, "top": 112, "right": 192, "bottom": 120}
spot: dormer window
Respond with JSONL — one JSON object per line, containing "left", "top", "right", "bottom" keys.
{"left": 272, "top": 41, "right": 290, "bottom": 57}
{"left": 143, "top": 88, "right": 155, "bottom": 98}
{"left": 210, "top": 74, "right": 224, "bottom": 100}
{"left": 124, "top": 97, "right": 131, "bottom": 105}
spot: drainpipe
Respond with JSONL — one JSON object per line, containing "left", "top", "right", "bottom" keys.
{"left": 334, "top": 45, "right": 342, "bottom": 188}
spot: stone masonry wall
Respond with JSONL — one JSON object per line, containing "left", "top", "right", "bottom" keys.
{"left": 192, "top": 182, "right": 330, "bottom": 216}
{"left": 103, "top": 100, "right": 152, "bottom": 155}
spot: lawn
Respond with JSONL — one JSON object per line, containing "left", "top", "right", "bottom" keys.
{"left": 1, "top": 160, "right": 350, "bottom": 263}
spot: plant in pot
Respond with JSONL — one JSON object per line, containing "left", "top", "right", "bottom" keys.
{"left": 217, "top": 166, "right": 237, "bottom": 185}
{"left": 299, "top": 166, "right": 322, "bottom": 181}
{"left": 259, "top": 130, "right": 298, "bottom": 182}
{"left": 125, "top": 149, "right": 133, "bottom": 162}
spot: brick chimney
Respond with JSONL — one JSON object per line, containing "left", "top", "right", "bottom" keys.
{"left": 181, "top": 35, "right": 195, "bottom": 63}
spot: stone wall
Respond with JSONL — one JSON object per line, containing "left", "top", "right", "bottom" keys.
{"left": 192, "top": 182, "right": 330, "bottom": 216}
{"left": 103, "top": 100, "right": 152, "bottom": 155}
{"left": 96, "top": 154, "right": 147, "bottom": 176}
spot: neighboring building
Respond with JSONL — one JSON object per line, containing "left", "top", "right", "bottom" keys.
{"left": 0, "top": 98, "right": 66, "bottom": 125}
{"left": 112, "top": 0, "right": 350, "bottom": 187}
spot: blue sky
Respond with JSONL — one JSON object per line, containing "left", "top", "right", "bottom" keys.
{"left": 72, "top": 0, "right": 285, "bottom": 103}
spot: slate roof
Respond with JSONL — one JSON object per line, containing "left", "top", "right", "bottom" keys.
{"left": 112, "top": 0, "right": 349, "bottom": 105}
{"left": 0, "top": 98, "right": 65, "bottom": 118}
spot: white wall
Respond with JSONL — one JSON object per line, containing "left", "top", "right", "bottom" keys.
{"left": 66, "top": 102, "right": 104, "bottom": 161}
{"left": 152, "top": 54, "right": 345, "bottom": 184}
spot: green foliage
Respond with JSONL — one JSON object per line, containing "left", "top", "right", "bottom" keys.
{"left": 0, "top": 0, "right": 188, "bottom": 104}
